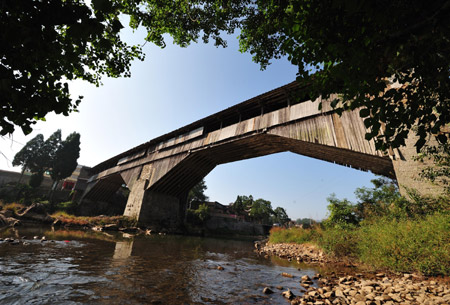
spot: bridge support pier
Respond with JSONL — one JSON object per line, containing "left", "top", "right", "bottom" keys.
{"left": 124, "top": 179, "right": 186, "bottom": 230}
{"left": 392, "top": 135, "right": 444, "bottom": 197}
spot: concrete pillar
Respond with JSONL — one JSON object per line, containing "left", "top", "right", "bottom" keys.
{"left": 392, "top": 135, "right": 444, "bottom": 196}
{"left": 124, "top": 178, "right": 184, "bottom": 229}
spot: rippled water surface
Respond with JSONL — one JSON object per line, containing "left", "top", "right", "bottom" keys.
{"left": 0, "top": 226, "right": 319, "bottom": 304}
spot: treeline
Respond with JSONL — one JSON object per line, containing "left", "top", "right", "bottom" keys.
{"left": 1, "top": 130, "right": 80, "bottom": 207}
{"left": 185, "top": 179, "right": 291, "bottom": 226}
{"left": 269, "top": 178, "right": 450, "bottom": 275}
{"left": 230, "top": 195, "right": 290, "bottom": 225}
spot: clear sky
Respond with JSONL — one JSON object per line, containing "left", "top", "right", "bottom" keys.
{"left": 0, "top": 23, "right": 378, "bottom": 221}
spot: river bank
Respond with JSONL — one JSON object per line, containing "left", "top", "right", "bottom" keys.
{"left": 257, "top": 242, "right": 450, "bottom": 304}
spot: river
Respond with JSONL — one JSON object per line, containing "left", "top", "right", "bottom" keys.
{"left": 0, "top": 226, "right": 320, "bottom": 304}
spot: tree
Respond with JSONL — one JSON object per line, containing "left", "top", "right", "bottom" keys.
{"left": 231, "top": 195, "right": 254, "bottom": 215}
{"left": 12, "top": 130, "right": 80, "bottom": 189}
{"left": 6, "top": 1, "right": 449, "bottom": 151}
{"left": 12, "top": 134, "right": 45, "bottom": 180}
{"left": 249, "top": 198, "right": 273, "bottom": 224}
{"left": 324, "top": 194, "right": 359, "bottom": 228}
{"left": 354, "top": 178, "right": 403, "bottom": 219}
{"left": 49, "top": 132, "right": 81, "bottom": 191}
{"left": 1, "top": 0, "right": 143, "bottom": 135}
{"left": 272, "top": 207, "right": 290, "bottom": 226}
{"left": 415, "top": 144, "right": 450, "bottom": 194}
{"left": 187, "top": 179, "right": 209, "bottom": 208}
{"left": 123, "top": 0, "right": 450, "bottom": 151}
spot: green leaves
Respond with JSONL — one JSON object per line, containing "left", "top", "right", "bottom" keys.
{"left": 1, "top": 0, "right": 143, "bottom": 135}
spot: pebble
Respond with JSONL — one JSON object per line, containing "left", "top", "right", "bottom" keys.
{"left": 262, "top": 287, "right": 273, "bottom": 294}
{"left": 259, "top": 243, "right": 450, "bottom": 305}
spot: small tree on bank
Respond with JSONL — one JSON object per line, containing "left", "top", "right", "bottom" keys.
{"left": 13, "top": 130, "right": 81, "bottom": 196}
{"left": 12, "top": 134, "right": 45, "bottom": 183}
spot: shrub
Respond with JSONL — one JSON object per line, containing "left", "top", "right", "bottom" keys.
{"left": 3, "top": 202, "right": 26, "bottom": 215}
{"left": 269, "top": 227, "right": 320, "bottom": 244}
{"left": 357, "top": 212, "right": 450, "bottom": 275}
{"left": 318, "top": 225, "right": 359, "bottom": 258}
{"left": 186, "top": 203, "right": 210, "bottom": 225}
{"left": 55, "top": 201, "right": 78, "bottom": 214}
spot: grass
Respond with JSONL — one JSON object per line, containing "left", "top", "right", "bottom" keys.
{"left": 270, "top": 212, "right": 450, "bottom": 276}
{"left": 51, "top": 212, "right": 138, "bottom": 228}
{"left": 357, "top": 213, "right": 450, "bottom": 275}
{"left": 1, "top": 202, "right": 27, "bottom": 215}
{"left": 269, "top": 226, "right": 322, "bottom": 244}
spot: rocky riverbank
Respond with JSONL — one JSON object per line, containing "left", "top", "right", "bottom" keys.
{"left": 257, "top": 242, "right": 450, "bottom": 304}
{"left": 256, "top": 241, "right": 335, "bottom": 265}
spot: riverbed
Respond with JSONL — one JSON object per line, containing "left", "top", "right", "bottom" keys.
{"left": 0, "top": 226, "right": 319, "bottom": 304}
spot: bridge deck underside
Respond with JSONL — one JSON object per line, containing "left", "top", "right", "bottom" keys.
{"left": 82, "top": 173, "right": 125, "bottom": 202}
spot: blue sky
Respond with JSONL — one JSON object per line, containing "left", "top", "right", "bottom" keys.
{"left": 0, "top": 24, "right": 378, "bottom": 220}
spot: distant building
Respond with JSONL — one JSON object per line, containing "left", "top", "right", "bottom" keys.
{"left": 61, "top": 165, "right": 91, "bottom": 193}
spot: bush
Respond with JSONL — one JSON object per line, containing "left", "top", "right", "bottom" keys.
{"left": 318, "top": 225, "right": 359, "bottom": 258}
{"left": 269, "top": 227, "right": 321, "bottom": 244}
{"left": 357, "top": 212, "right": 450, "bottom": 275}
{"left": 186, "top": 203, "right": 210, "bottom": 225}
{"left": 55, "top": 201, "right": 78, "bottom": 214}
{"left": 2, "top": 202, "right": 26, "bottom": 216}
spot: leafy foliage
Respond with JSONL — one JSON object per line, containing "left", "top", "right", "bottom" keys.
{"left": 29, "top": 171, "right": 44, "bottom": 189}
{"left": 187, "top": 179, "right": 209, "bottom": 207}
{"left": 12, "top": 130, "right": 81, "bottom": 188}
{"left": 123, "top": 0, "right": 450, "bottom": 150}
{"left": 249, "top": 198, "right": 273, "bottom": 224}
{"left": 415, "top": 144, "right": 450, "bottom": 193}
{"left": 1, "top": 0, "right": 144, "bottom": 135}
{"left": 231, "top": 195, "right": 254, "bottom": 215}
{"left": 5, "top": 1, "right": 449, "bottom": 150}
{"left": 186, "top": 203, "right": 210, "bottom": 225}
{"left": 231, "top": 194, "right": 290, "bottom": 225}
{"left": 50, "top": 132, "right": 81, "bottom": 187}
{"left": 272, "top": 207, "right": 290, "bottom": 225}
{"left": 12, "top": 134, "right": 45, "bottom": 174}
{"left": 324, "top": 194, "right": 359, "bottom": 228}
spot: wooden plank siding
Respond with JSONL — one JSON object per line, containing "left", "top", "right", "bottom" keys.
{"left": 83, "top": 82, "right": 395, "bottom": 202}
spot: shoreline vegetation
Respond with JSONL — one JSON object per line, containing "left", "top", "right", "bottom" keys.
{"left": 267, "top": 211, "right": 450, "bottom": 276}
{"left": 253, "top": 176, "right": 450, "bottom": 304}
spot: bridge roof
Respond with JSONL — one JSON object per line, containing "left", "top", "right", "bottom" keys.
{"left": 90, "top": 80, "right": 305, "bottom": 174}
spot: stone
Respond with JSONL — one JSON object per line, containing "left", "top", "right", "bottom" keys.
{"left": 282, "top": 272, "right": 294, "bottom": 278}
{"left": 263, "top": 287, "right": 273, "bottom": 294}
{"left": 335, "top": 289, "right": 344, "bottom": 298}
{"left": 282, "top": 289, "right": 295, "bottom": 300}
{"left": 301, "top": 275, "right": 311, "bottom": 282}
{"left": 217, "top": 266, "right": 224, "bottom": 270}
{"left": 308, "top": 291, "right": 318, "bottom": 297}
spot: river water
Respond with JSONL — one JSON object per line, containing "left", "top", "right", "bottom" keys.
{"left": 0, "top": 226, "right": 320, "bottom": 304}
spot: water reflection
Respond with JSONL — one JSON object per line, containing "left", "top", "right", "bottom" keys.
{"left": 0, "top": 227, "right": 319, "bottom": 304}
